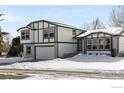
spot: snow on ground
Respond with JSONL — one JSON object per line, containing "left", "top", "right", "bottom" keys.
{"left": 0, "top": 53, "right": 124, "bottom": 71}
{"left": 24, "top": 74, "right": 105, "bottom": 80}
{"left": 0, "top": 57, "right": 33, "bottom": 64}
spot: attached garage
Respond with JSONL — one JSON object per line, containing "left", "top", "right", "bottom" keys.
{"left": 35, "top": 45, "right": 55, "bottom": 60}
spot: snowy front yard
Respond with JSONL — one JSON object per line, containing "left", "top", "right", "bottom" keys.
{"left": 0, "top": 53, "right": 124, "bottom": 72}
{"left": 0, "top": 57, "right": 33, "bottom": 64}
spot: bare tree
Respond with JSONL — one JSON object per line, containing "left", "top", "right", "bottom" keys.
{"left": 0, "top": 14, "right": 10, "bottom": 55}
{"left": 2, "top": 34, "right": 12, "bottom": 55}
{"left": 110, "top": 6, "right": 124, "bottom": 28}
{"left": 82, "top": 18, "right": 105, "bottom": 30}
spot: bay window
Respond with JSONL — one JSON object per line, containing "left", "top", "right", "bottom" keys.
{"left": 86, "top": 34, "right": 111, "bottom": 51}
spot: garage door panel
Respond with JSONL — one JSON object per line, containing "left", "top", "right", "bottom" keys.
{"left": 36, "top": 46, "right": 55, "bottom": 60}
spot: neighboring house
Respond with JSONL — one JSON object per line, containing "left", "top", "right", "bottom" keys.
{"left": 17, "top": 20, "right": 85, "bottom": 60}
{"left": 76, "top": 27, "right": 124, "bottom": 55}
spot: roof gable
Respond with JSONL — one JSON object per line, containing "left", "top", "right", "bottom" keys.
{"left": 77, "top": 27, "right": 124, "bottom": 38}
{"left": 26, "top": 20, "right": 84, "bottom": 31}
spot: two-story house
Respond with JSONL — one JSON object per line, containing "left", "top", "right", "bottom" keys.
{"left": 17, "top": 20, "right": 85, "bottom": 60}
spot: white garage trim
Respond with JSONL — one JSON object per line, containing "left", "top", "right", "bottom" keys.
{"left": 34, "top": 45, "right": 55, "bottom": 60}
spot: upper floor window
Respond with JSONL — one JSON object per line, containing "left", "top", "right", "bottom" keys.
{"left": 21, "top": 30, "right": 30, "bottom": 40}
{"left": 72, "top": 30, "right": 76, "bottom": 36}
{"left": 43, "top": 27, "right": 55, "bottom": 39}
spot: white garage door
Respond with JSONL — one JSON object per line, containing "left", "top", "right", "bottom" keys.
{"left": 36, "top": 46, "right": 55, "bottom": 60}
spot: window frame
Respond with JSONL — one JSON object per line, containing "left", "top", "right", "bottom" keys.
{"left": 26, "top": 46, "right": 31, "bottom": 55}
{"left": 43, "top": 27, "right": 55, "bottom": 39}
{"left": 86, "top": 34, "right": 111, "bottom": 51}
{"left": 21, "top": 30, "right": 30, "bottom": 40}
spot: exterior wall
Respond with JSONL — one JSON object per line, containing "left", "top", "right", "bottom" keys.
{"left": 119, "top": 36, "right": 124, "bottom": 53}
{"left": 112, "top": 36, "right": 118, "bottom": 52}
{"left": 58, "top": 27, "right": 81, "bottom": 42}
{"left": 58, "top": 43, "right": 77, "bottom": 57}
{"left": 34, "top": 30, "right": 38, "bottom": 43}
{"left": 82, "top": 39, "right": 85, "bottom": 53}
{"left": 39, "top": 29, "right": 43, "bottom": 42}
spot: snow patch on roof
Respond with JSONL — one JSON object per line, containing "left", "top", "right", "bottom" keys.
{"left": 77, "top": 27, "right": 124, "bottom": 37}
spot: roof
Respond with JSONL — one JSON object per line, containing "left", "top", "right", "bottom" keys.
{"left": 17, "top": 20, "right": 85, "bottom": 31}
{"left": 17, "top": 26, "right": 37, "bottom": 32}
{"left": 77, "top": 27, "right": 124, "bottom": 38}
{"left": 27, "top": 20, "right": 84, "bottom": 31}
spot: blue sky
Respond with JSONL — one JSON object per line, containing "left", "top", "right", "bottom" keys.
{"left": 0, "top": 5, "right": 115, "bottom": 37}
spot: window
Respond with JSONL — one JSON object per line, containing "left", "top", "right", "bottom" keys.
{"left": 87, "top": 39, "right": 92, "bottom": 50}
{"left": 49, "top": 28, "right": 55, "bottom": 38}
{"left": 72, "top": 30, "right": 76, "bottom": 36}
{"left": 93, "top": 45, "right": 97, "bottom": 50}
{"left": 43, "top": 27, "right": 55, "bottom": 38}
{"left": 87, "top": 39, "right": 92, "bottom": 44}
{"left": 44, "top": 34, "right": 48, "bottom": 38}
{"left": 98, "top": 33, "right": 104, "bottom": 37}
{"left": 44, "top": 29, "right": 49, "bottom": 38}
{"left": 105, "top": 38, "right": 110, "bottom": 50}
{"left": 26, "top": 46, "right": 31, "bottom": 55}
{"left": 87, "top": 45, "right": 92, "bottom": 50}
{"left": 50, "top": 33, "right": 54, "bottom": 38}
{"left": 92, "top": 38, "right": 98, "bottom": 50}
{"left": 86, "top": 35, "right": 111, "bottom": 51}
{"left": 21, "top": 30, "right": 30, "bottom": 40}
{"left": 99, "top": 39, "right": 104, "bottom": 50}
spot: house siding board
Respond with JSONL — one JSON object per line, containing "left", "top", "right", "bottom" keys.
{"left": 39, "top": 22, "right": 43, "bottom": 29}
{"left": 82, "top": 39, "right": 85, "bottom": 53}
{"left": 43, "top": 22, "right": 48, "bottom": 28}
{"left": 55, "top": 26, "right": 58, "bottom": 58}
{"left": 58, "top": 43, "right": 77, "bottom": 57}
{"left": 58, "top": 27, "right": 75, "bottom": 42}
{"left": 119, "top": 36, "right": 124, "bottom": 53}
{"left": 34, "top": 30, "right": 38, "bottom": 43}
{"left": 33, "top": 22, "right": 35, "bottom": 43}
{"left": 39, "top": 29, "right": 43, "bottom": 42}
{"left": 33, "top": 22, "right": 37, "bottom": 29}
{"left": 112, "top": 36, "right": 118, "bottom": 53}
{"left": 43, "top": 21, "right": 44, "bottom": 42}
{"left": 48, "top": 23, "right": 50, "bottom": 42}
{"left": 37, "top": 22, "right": 39, "bottom": 43}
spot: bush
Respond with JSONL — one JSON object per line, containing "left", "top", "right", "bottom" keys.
{"left": 111, "top": 48, "right": 116, "bottom": 57}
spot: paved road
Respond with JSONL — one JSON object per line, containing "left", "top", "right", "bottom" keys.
{"left": 0, "top": 69, "right": 124, "bottom": 79}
